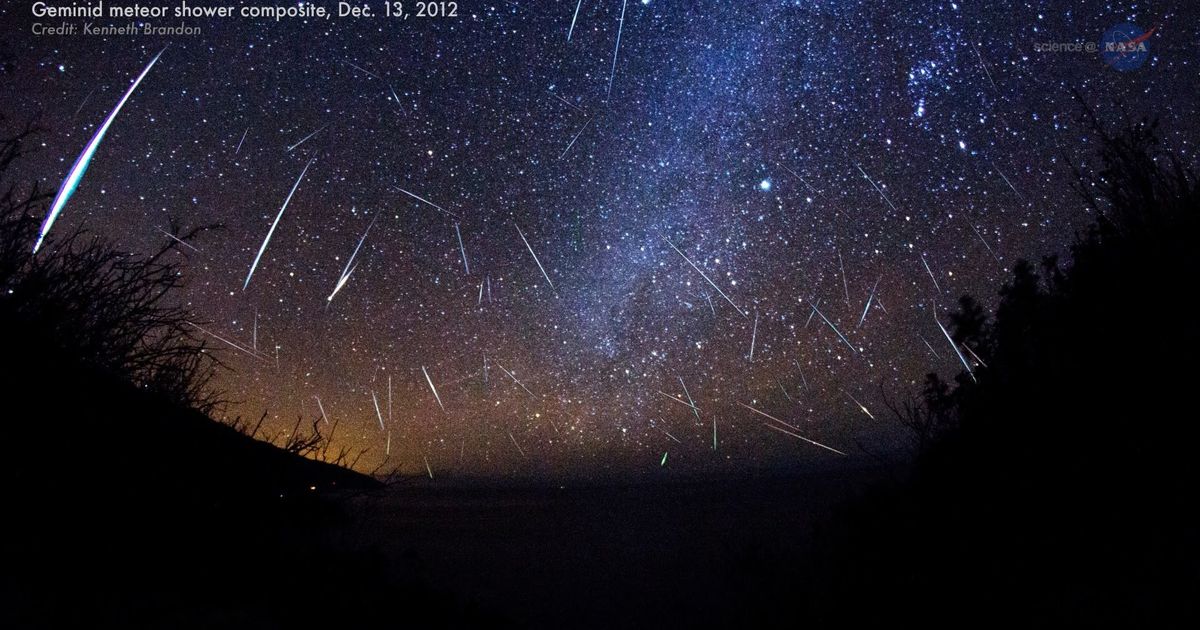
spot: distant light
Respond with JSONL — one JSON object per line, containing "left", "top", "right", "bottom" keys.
{"left": 958, "top": 140, "right": 967, "bottom": 150}
{"left": 57, "top": 65, "right": 65, "bottom": 72}
{"left": 759, "top": 179, "right": 772, "bottom": 191}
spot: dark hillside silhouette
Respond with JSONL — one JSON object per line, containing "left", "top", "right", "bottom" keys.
{"left": 788, "top": 113, "right": 1200, "bottom": 626}
{"left": 0, "top": 117, "right": 502, "bottom": 628}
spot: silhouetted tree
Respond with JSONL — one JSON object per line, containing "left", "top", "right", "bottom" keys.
{"left": 824, "top": 109, "right": 1199, "bottom": 628}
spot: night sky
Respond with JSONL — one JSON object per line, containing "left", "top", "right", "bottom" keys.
{"left": 1, "top": 1, "right": 1196, "bottom": 478}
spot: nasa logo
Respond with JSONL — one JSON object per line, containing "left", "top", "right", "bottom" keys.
{"left": 1100, "top": 23, "right": 1154, "bottom": 71}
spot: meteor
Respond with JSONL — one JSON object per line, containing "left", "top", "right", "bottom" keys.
{"left": 508, "top": 431, "right": 526, "bottom": 457}
{"left": 566, "top": 0, "right": 583, "bottom": 41}
{"left": 921, "top": 253, "right": 943, "bottom": 294}
{"left": 665, "top": 238, "right": 746, "bottom": 317}
{"left": 963, "top": 343, "right": 990, "bottom": 368}
{"left": 974, "top": 43, "right": 999, "bottom": 91}
{"left": 371, "top": 391, "right": 385, "bottom": 430}
{"left": 748, "top": 310, "right": 759, "bottom": 361}
{"left": 344, "top": 60, "right": 381, "bottom": 79}
{"left": 841, "top": 389, "right": 876, "bottom": 420}
{"left": 395, "top": 186, "right": 460, "bottom": 218}
{"left": 935, "top": 312, "right": 976, "bottom": 382}
{"left": 856, "top": 164, "right": 899, "bottom": 213}
{"left": 920, "top": 334, "right": 942, "bottom": 359}
{"left": 810, "top": 301, "right": 857, "bottom": 354}
{"left": 234, "top": 127, "right": 248, "bottom": 154}
{"left": 422, "top": 365, "right": 445, "bottom": 411}
{"left": 286, "top": 122, "right": 329, "bottom": 152}
{"left": 838, "top": 249, "right": 850, "bottom": 308}
{"left": 327, "top": 212, "right": 376, "bottom": 303}
{"left": 969, "top": 222, "right": 1002, "bottom": 265}
{"left": 991, "top": 161, "right": 1024, "bottom": 202}
{"left": 494, "top": 361, "right": 535, "bottom": 397}
{"left": 455, "top": 223, "right": 470, "bottom": 274}
{"left": 516, "top": 224, "right": 556, "bottom": 292}
{"left": 859, "top": 276, "right": 881, "bottom": 327}
{"left": 548, "top": 89, "right": 584, "bottom": 113}
{"left": 186, "top": 321, "right": 268, "bottom": 362}
{"left": 804, "top": 297, "right": 820, "bottom": 328}
{"left": 314, "top": 395, "right": 329, "bottom": 424}
{"left": 607, "top": 0, "right": 628, "bottom": 95}
{"left": 387, "top": 84, "right": 409, "bottom": 115}
{"left": 244, "top": 155, "right": 316, "bottom": 290}
{"left": 72, "top": 88, "right": 95, "bottom": 118}
{"left": 558, "top": 118, "right": 592, "bottom": 160}
{"left": 761, "top": 422, "right": 848, "bottom": 456}
{"left": 738, "top": 402, "right": 847, "bottom": 456}
{"left": 658, "top": 390, "right": 700, "bottom": 413}
{"left": 34, "top": 48, "right": 165, "bottom": 253}
{"left": 777, "top": 161, "right": 820, "bottom": 195}
{"left": 157, "top": 227, "right": 200, "bottom": 253}
{"left": 679, "top": 376, "right": 702, "bottom": 424}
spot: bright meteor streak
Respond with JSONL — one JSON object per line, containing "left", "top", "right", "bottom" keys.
{"left": 286, "top": 123, "right": 329, "bottom": 152}
{"left": 566, "top": 0, "right": 584, "bottom": 41}
{"left": 738, "top": 402, "right": 847, "bottom": 456}
{"left": 607, "top": 0, "right": 628, "bottom": 95}
{"left": 34, "top": 48, "right": 165, "bottom": 253}
{"left": 455, "top": 223, "right": 470, "bottom": 274}
{"left": 396, "top": 186, "right": 460, "bottom": 219}
{"left": 244, "top": 155, "right": 316, "bottom": 290}
{"left": 422, "top": 365, "right": 445, "bottom": 411}
{"left": 327, "top": 212, "right": 376, "bottom": 303}
{"left": 516, "top": 224, "right": 555, "bottom": 292}
{"left": 665, "top": 238, "right": 746, "bottom": 317}
{"left": 936, "top": 312, "right": 976, "bottom": 383}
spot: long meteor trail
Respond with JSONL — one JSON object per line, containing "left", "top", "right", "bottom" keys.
{"left": 810, "top": 301, "right": 858, "bottom": 354}
{"left": 607, "top": 0, "right": 628, "bottom": 95}
{"left": 936, "top": 312, "right": 976, "bottom": 382}
{"left": 738, "top": 402, "right": 847, "bottom": 456}
{"left": 559, "top": 118, "right": 592, "bottom": 160}
{"left": 244, "top": 155, "right": 316, "bottom": 290}
{"left": 566, "top": 0, "right": 584, "bottom": 41}
{"left": 34, "top": 48, "right": 165, "bottom": 253}
{"left": 396, "top": 186, "right": 460, "bottom": 219}
{"left": 422, "top": 365, "right": 446, "bottom": 411}
{"left": 665, "top": 238, "right": 746, "bottom": 317}
{"left": 371, "top": 391, "right": 385, "bottom": 430}
{"left": 286, "top": 123, "right": 329, "bottom": 152}
{"left": 516, "top": 224, "right": 555, "bottom": 291}
{"left": 856, "top": 164, "right": 899, "bottom": 213}
{"left": 455, "top": 223, "right": 470, "bottom": 274}
{"left": 327, "top": 212, "right": 376, "bottom": 303}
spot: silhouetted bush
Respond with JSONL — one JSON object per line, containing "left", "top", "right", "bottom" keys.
{"left": 0, "top": 116, "right": 222, "bottom": 414}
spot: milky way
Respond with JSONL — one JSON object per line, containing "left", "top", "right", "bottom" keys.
{"left": 1, "top": 1, "right": 1197, "bottom": 477}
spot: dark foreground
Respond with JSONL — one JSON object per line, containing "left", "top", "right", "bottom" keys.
{"left": 359, "top": 467, "right": 894, "bottom": 628}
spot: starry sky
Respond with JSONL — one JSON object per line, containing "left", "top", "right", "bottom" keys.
{"left": 0, "top": 1, "right": 1196, "bottom": 478}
